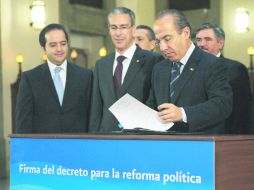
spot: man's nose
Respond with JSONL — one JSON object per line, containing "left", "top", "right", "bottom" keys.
{"left": 197, "top": 39, "right": 206, "bottom": 47}
{"left": 159, "top": 40, "right": 168, "bottom": 51}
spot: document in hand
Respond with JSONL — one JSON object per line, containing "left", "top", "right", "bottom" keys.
{"left": 109, "top": 94, "right": 174, "bottom": 132}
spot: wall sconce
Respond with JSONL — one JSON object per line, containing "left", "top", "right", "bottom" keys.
{"left": 30, "top": 0, "right": 46, "bottom": 29}
{"left": 248, "top": 46, "right": 254, "bottom": 93}
{"left": 11, "top": 54, "right": 24, "bottom": 133}
{"left": 99, "top": 47, "right": 107, "bottom": 57}
{"left": 42, "top": 53, "right": 48, "bottom": 62}
{"left": 16, "top": 54, "right": 24, "bottom": 77}
{"left": 235, "top": 8, "right": 249, "bottom": 33}
{"left": 70, "top": 49, "right": 78, "bottom": 63}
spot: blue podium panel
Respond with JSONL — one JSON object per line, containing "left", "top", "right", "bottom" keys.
{"left": 10, "top": 137, "right": 214, "bottom": 190}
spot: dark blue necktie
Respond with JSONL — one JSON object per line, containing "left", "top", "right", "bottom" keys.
{"left": 170, "top": 62, "right": 181, "bottom": 97}
{"left": 114, "top": 55, "right": 126, "bottom": 98}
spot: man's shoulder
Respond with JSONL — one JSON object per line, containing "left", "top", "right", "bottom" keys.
{"left": 136, "top": 48, "right": 164, "bottom": 61}
{"left": 220, "top": 57, "right": 249, "bottom": 80}
{"left": 23, "top": 63, "right": 47, "bottom": 76}
{"left": 221, "top": 57, "right": 247, "bottom": 69}
{"left": 68, "top": 62, "right": 92, "bottom": 74}
{"left": 194, "top": 46, "right": 218, "bottom": 62}
{"left": 96, "top": 53, "right": 114, "bottom": 66}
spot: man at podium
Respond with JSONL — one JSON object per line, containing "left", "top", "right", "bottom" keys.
{"left": 146, "top": 9, "right": 232, "bottom": 134}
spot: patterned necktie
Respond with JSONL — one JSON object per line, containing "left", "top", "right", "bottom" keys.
{"left": 170, "top": 62, "right": 181, "bottom": 97}
{"left": 53, "top": 67, "right": 64, "bottom": 105}
{"left": 114, "top": 55, "right": 126, "bottom": 98}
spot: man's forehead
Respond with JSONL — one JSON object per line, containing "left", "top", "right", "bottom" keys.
{"left": 109, "top": 14, "right": 131, "bottom": 23}
{"left": 197, "top": 28, "right": 215, "bottom": 36}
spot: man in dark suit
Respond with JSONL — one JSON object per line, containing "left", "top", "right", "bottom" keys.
{"left": 89, "top": 7, "right": 163, "bottom": 133}
{"left": 146, "top": 9, "right": 232, "bottom": 134}
{"left": 196, "top": 23, "right": 251, "bottom": 134}
{"left": 134, "top": 25, "right": 156, "bottom": 51}
{"left": 15, "top": 23, "right": 92, "bottom": 133}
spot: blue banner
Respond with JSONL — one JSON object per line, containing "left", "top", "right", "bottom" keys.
{"left": 10, "top": 137, "right": 214, "bottom": 190}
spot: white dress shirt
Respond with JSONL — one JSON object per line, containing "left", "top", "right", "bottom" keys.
{"left": 48, "top": 60, "right": 67, "bottom": 91}
{"left": 113, "top": 43, "right": 137, "bottom": 84}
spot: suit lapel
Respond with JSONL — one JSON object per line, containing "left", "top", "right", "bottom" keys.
{"left": 171, "top": 47, "right": 200, "bottom": 103}
{"left": 160, "top": 60, "right": 172, "bottom": 103}
{"left": 62, "top": 62, "right": 74, "bottom": 107}
{"left": 103, "top": 54, "right": 117, "bottom": 99}
{"left": 120, "top": 48, "right": 144, "bottom": 95}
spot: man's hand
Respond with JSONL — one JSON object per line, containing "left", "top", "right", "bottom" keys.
{"left": 158, "top": 103, "right": 182, "bottom": 122}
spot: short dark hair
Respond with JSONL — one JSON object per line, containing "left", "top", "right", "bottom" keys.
{"left": 156, "top": 9, "right": 192, "bottom": 34}
{"left": 108, "top": 7, "right": 135, "bottom": 26}
{"left": 136, "top": 25, "right": 156, "bottom": 41}
{"left": 196, "top": 23, "right": 225, "bottom": 41}
{"left": 39, "top": 23, "right": 69, "bottom": 48}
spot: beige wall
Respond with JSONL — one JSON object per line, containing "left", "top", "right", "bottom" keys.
{"left": 222, "top": 0, "right": 254, "bottom": 66}
{"left": 0, "top": 0, "right": 59, "bottom": 176}
{"left": 116, "top": 0, "right": 156, "bottom": 27}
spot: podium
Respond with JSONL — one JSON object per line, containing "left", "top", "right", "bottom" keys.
{"left": 9, "top": 134, "right": 254, "bottom": 190}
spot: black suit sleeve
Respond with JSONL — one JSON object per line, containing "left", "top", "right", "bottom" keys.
{"left": 15, "top": 72, "right": 34, "bottom": 133}
{"left": 89, "top": 62, "right": 103, "bottom": 132}
{"left": 146, "top": 68, "right": 158, "bottom": 110}
{"left": 184, "top": 59, "right": 233, "bottom": 131}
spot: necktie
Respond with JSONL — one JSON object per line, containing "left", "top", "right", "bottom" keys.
{"left": 170, "top": 62, "right": 181, "bottom": 97}
{"left": 114, "top": 55, "right": 126, "bottom": 98}
{"left": 53, "top": 67, "right": 64, "bottom": 105}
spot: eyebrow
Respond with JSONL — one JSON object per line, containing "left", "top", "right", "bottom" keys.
{"left": 48, "top": 40, "right": 67, "bottom": 44}
{"left": 156, "top": 34, "right": 172, "bottom": 41}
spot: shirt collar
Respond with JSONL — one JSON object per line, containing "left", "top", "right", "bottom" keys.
{"left": 115, "top": 43, "right": 137, "bottom": 61}
{"left": 47, "top": 59, "right": 67, "bottom": 75}
{"left": 179, "top": 42, "right": 195, "bottom": 66}
{"left": 216, "top": 52, "right": 221, "bottom": 57}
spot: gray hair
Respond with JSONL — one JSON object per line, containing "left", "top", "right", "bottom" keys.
{"left": 108, "top": 7, "right": 135, "bottom": 26}
{"left": 196, "top": 23, "right": 225, "bottom": 41}
{"left": 156, "top": 9, "right": 192, "bottom": 34}
{"left": 136, "top": 25, "right": 156, "bottom": 41}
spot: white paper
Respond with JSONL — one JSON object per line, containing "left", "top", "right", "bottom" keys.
{"left": 109, "top": 94, "right": 174, "bottom": 132}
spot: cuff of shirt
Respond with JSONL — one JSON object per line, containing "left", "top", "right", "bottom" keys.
{"left": 180, "top": 107, "right": 187, "bottom": 123}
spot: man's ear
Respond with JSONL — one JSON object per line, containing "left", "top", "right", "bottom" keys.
{"left": 41, "top": 46, "right": 46, "bottom": 52}
{"left": 131, "top": 26, "right": 136, "bottom": 38}
{"left": 219, "top": 39, "right": 225, "bottom": 50}
{"left": 182, "top": 26, "right": 191, "bottom": 40}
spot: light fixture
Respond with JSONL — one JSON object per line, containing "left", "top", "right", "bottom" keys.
{"left": 30, "top": 0, "right": 46, "bottom": 29}
{"left": 16, "top": 54, "right": 24, "bottom": 64}
{"left": 99, "top": 47, "right": 107, "bottom": 57}
{"left": 70, "top": 49, "right": 78, "bottom": 63}
{"left": 235, "top": 8, "right": 249, "bottom": 33}
{"left": 248, "top": 46, "right": 254, "bottom": 93}
{"left": 42, "top": 54, "right": 48, "bottom": 62}
{"left": 16, "top": 54, "right": 24, "bottom": 78}
{"left": 247, "top": 46, "right": 254, "bottom": 56}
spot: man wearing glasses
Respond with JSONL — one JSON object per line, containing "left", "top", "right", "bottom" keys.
{"left": 89, "top": 7, "right": 163, "bottom": 133}
{"left": 146, "top": 9, "right": 232, "bottom": 134}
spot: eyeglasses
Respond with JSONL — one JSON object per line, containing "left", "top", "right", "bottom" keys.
{"left": 109, "top": 24, "right": 132, "bottom": 31}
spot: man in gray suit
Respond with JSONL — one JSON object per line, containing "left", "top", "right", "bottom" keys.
{"left": 15, "top": 23, "right": 92, "bottom": 133}
{"left": 89, "top": 7, "right": 163, "bottom": 133}
{"left": 146, "top": 9, "right": 232, "bottom": 134}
